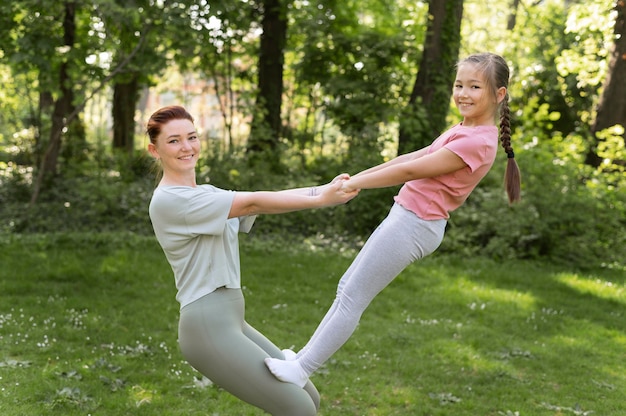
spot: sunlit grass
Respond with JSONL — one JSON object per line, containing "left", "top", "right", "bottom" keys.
{"left": 1, "top": 233, "right": 625, "bottom": 415}
{"left": 556, "top": 272, "right": 625, "bottom": 301}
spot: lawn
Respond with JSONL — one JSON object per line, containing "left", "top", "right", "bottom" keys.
{"left": 1, "top": 232, "right": 624, "bottom": 415}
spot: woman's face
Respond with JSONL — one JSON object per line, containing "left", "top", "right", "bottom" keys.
{"left": 148, "top": 118, "right": 200, "bottom": 175}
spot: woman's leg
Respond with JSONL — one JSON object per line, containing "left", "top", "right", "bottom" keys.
{"left": 179, "top": 288, "right": 318, "bottom": 416}
{"left": 242, "top": 321, "right": 321, "bottom": 411}
{"left": 266, "top": 204, "right": 446, "bottom": 386}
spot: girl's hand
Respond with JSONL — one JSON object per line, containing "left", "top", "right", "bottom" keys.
{"left": 319, "top": 179, "right": 359, "bottom": 206}
{"left": 340, "top": 179, "right": 359, "bottom": 193}
{"left": 330, "top": 173, "right": 350, "bottom": 184}
{"left": 313, "top": 173, "right": 351, "bottom": 196}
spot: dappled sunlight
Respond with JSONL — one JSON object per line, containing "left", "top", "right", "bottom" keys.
{"left": 423, "top": 339, "right": 521, "bottom": 377}
{"left": 454, "top": 276, "right": 538, "bottom": 313}
{"left": 555, "top": 272, "right": 625, "bottom": 304}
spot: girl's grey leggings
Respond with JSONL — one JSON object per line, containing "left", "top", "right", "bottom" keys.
{"left": 297, "top": 203, "right": 447, "bottom": 374}
{"left": 178, "top": 287, "right": 320, "bottom": 415}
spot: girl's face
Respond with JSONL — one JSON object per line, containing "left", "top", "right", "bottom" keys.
{"left": 148, "top": 118, "right": 200, "bottom": 176}
{"left": 453, "top": 63, "right": 506, "bottom": 127}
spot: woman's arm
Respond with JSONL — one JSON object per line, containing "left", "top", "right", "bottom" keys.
{"left": 343, "top": 148, "right": 466, "bottom": 191}
{"left": 275, "top": 174, "right": 350, "bottom": 197}
{"left": 228, "top": 180, "right": 358, "bottom": 218}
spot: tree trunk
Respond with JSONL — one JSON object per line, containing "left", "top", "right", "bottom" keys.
{"left": 587, "top": 0, "right": 626, "bottom": 167}
{"left": 112, "top": 74, "right": 140, "bottom": 154}
{"left": 247, "top": 0, "right": 288, "bottom": 170}
{"left": 36, "top": 89, "right": 54, "bottom": 167}
{"left": 31, "top": 1, "right": 78, "bottom": 204}
{"left": 42, "top": 1, "right": 78, "bottom": 177}
{"left": 507, "top": 0, "right": 521, "bottom": 30}
{"left": 398, "top": 0, "right": 464, "bottom": 155}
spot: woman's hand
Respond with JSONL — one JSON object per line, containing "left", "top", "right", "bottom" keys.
{"left": 310, "top": 173, "right": 351, "bottom": 197}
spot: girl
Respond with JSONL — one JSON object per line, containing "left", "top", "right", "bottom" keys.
{"left": 146, "top": 105, "right": 357, "bottom": 415}
{"left": 265, "top": 52, "right": 521, "bottom": 387}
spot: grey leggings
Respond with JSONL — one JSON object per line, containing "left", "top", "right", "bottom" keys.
{"left": 179, "top": 288, "right": 320, "bottom": 415}
{"left": 297, "top": 203, "right": 446, "bottom": 374}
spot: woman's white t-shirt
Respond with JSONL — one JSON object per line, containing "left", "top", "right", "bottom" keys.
{"left": 149, "top": 185, "right": 256, "bottom": 308}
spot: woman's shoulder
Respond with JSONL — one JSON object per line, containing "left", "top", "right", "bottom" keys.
{"left": 150, "top": 184, "right": 232, "bottom": 218}
{"left": 154, "top": 184, "right": 224, "bottom": 197}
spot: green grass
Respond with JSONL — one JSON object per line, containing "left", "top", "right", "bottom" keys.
{"left": 1, "top": 233, "right": 625, "bottom": 415}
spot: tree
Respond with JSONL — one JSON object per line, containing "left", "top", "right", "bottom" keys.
{"left": 104, "top": 1, "right": 152, "bottom": 155}
{"left": 112, "top": 75, "right": 141, "bottom": 154}
{"left": 32, "top": 2, "right": 85, "bottom": 201}
{"left": 587, "top": 0, "right": 626, "bottom": 167}
{"left": 398, "top": 0, "right": 464, "bottom": 155}
{"left": 247, "top": 0, "right": 290, "bottom": 171}
{"left": 507, "top": 0, "right": 522, "bottom": 30}
{"left": 27, "top": 1, "right": 154, "bottom": 203}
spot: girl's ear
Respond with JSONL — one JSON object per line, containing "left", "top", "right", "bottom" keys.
{"left": 496, "top": 86, "right": 507, "bottom": 104}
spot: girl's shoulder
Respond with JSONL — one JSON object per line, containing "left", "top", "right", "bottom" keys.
{"left": 443, "top": 123, "right": 498, "bottom": 142}
{"left": 452, "top": 123, "right": 498, "bottom": 134}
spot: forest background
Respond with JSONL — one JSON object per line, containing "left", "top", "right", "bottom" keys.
{"left": 0, "top": 0, "right": 625, "bottom": 271}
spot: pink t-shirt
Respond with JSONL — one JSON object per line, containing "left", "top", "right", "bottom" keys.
{"left": 394, "top": 123, "right": 498, "bottom": 220}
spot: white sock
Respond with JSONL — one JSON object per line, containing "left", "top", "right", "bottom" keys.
{"left": 282, "top": 349, "right": 297, "bottom": 361}
{"left": 264, "top": 358, "right": 309, "bottom": 388}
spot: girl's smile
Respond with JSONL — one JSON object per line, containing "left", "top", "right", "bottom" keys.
{"left": 453, "top": 62, "right": 505, "bottom": 127}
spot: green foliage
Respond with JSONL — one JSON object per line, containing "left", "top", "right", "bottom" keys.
{"left": 506, "top": 0, "right": 615, "bottom": 136}
{"left": 288, "top": 0, "right": 420, "bottom": 152}
{"left": 2, "top": 123, "right": 624, "bottom": 271}
{"left": 443, "top": 130, "right": 626, "bottom": 270}
{"left": 196, "top": 141, "right": 396, "bottom": 237}
{"left": 0, "top": 0, "right": 624, "bottom": 273}
{"left": 0, "top": 154, "right": 155, "bottom": 234}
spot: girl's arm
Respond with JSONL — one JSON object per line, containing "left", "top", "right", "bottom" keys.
{"left": 228, "top": 179, "right": 358, "bottom": 218}
{"left": 343, "top": 148, "right": 466, "bottom": 191}
{"left": 352, "top": 146, "right": 431, "bottom": 178}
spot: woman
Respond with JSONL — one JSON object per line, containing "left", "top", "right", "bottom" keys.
{"left": 146, "top": 105, "right": 357, "bottom": 415}
{"left": 266, "top": 52, "right": 522, "bottom": 387}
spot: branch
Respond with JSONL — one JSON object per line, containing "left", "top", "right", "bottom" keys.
{"left": 30, "top": 26, "right": 152, "bottom": 206}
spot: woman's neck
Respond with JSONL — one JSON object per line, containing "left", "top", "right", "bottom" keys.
{"left": 159, "top": 172, "right": 197, "bottom": 187}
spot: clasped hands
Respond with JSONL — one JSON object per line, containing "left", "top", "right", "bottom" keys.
{"left": 331, "top": 173, "right": 359, "bottom": 193}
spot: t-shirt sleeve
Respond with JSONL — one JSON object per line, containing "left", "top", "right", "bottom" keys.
{"left": 444, "top": 133, "right": 492, "bottom": 173}
{"left": 238, "top": 215, "right": 257, "bottom": 233}
{"left": 183, "top": 187, "right": 235, "bottom": 235}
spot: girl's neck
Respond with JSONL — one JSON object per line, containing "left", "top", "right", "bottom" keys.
{"left": 460, "top": 121, "right": 496, "bottom": 128}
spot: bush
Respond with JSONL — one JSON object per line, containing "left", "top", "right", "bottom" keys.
{"left": 442, "top": 137, "right": 626, "bottom": 270}
{"left": 1, "top": 133, "right": 624, "bottom": 271}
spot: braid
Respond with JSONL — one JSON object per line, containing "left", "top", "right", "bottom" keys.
{"left": 499, "top": 96, "right": 521, "bottom": 203}
{"left": 499, "top": 98, "right": 513, "bottom": 156}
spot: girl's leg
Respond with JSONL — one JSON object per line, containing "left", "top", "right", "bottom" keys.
{"left": 179, "top": 288, "right": 318, "bottom": 416}
{"left": 266, "top": 204, "right": 445, "bottom": 386}
{"left": 242, "top": 321, "right": 321, "bottom": 411}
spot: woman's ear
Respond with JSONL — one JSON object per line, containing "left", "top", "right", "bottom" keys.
{"left": 148, "top": 142, "right": 159, "bottom": 159}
